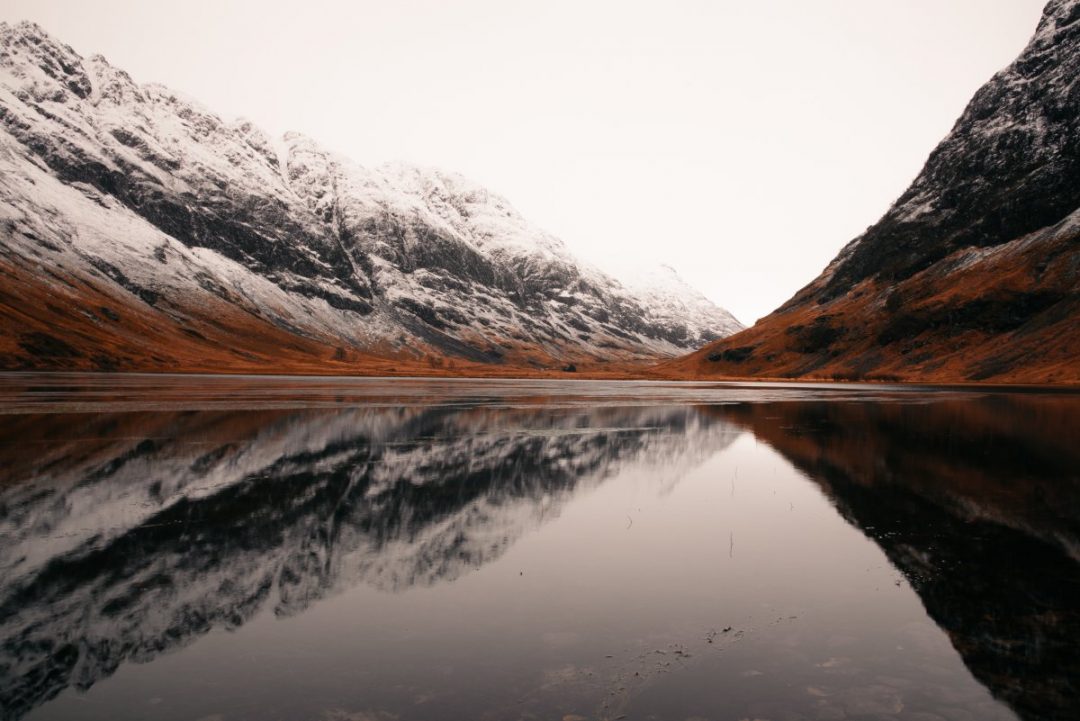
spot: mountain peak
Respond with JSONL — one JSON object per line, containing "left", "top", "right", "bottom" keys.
{"left": 1, "top": 20, "right": 51, "bottom": 40}
{"left": 0, "top": 20, "right": 80, "bottom": 69}
{"left": 807, "top": 0, "right": 1080, "bottom": 304}
{"left": 0, "top": 19, "right": 92, "bottom": 100}
{"left": 1035, "top": 0, "right": 1080, "bottom": 41}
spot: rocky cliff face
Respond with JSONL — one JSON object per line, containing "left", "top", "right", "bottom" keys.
{"left": 0, "top": 21, "right": 742, "bottom": 373}
{"left": 670, "top": 0, "right": 1080, "bottom": 383}
{"left": 818, "top": 0, "right": 1080, "bottom": 299}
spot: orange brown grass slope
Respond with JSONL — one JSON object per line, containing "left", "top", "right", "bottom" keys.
{"left": 659, "top": 220, "right": 1080, "bottom": 385}
{"left": 0, "top": 254, "right": 649, "bottom": 379}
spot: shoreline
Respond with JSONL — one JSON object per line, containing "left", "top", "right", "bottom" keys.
{"left": 2, "top": 367, "right": 1078, "bottom": 392}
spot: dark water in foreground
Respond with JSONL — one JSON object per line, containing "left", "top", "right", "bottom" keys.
{"left": 1, "top": 375, "right": 1078, "bottom": 721}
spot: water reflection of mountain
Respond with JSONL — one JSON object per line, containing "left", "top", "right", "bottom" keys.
{"left": 714, "top": 396, "right": 1080, "bottom": 721}
{"left": 3, "top": 392, "right": 1079, "bottom": 721}
{"left": 0, "top": 404, "right": 740, "bottom": 720}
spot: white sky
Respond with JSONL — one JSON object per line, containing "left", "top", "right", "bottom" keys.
{"left": 2, "top": 0, "right": 1048, "bottom": 324}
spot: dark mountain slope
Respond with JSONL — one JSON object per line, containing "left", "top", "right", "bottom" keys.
{"left": 667, "top": 0, "right": 1080, "bottom": 384}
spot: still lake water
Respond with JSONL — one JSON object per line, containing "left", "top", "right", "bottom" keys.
{"left": 1, "top": 374, "right": 1077, "bottom": 721}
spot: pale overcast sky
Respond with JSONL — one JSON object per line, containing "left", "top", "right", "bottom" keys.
{"left": 2, "top": 1, "right": 1048, "bottom": 324}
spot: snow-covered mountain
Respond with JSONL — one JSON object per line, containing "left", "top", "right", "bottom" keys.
{"left": 672, "top": 0, "right": 1080, "bottom": 384}
{"left": 0, "top": 21, "right": 742, "bottom": 372}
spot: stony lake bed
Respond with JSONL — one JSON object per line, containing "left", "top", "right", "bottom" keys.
{"left": 0, "top": 374, "right": 1077, "bottom": 721}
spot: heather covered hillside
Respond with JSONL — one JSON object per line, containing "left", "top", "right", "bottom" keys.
{"left": 669, "top": 0, "right": 1080, "bottom": 384}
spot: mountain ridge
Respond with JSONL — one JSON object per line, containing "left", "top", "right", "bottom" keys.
{"left": 0, "top": 20, "right": 742, "bottom": 374}
{"left": 665, "top": 0, "right": 1080, "bottom": 385}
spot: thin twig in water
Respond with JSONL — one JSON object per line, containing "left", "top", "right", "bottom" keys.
{"left": 626, "top": 514, "right": 633, "bottom": 529}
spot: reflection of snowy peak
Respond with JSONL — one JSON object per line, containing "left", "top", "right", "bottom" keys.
{"left": 0, "top": 405, "right": 740, "bottom": 719}
{"left": 0, "top": 22, "right": 742, "bottom": 372}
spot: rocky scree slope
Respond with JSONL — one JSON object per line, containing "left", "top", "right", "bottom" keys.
{"left": 0, "top": 21, "right": 742, "bottom": 373}
{"left": 670, "top": 0, "right": 1080, "bottom": 384}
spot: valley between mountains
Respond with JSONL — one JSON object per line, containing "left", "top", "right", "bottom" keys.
{"left": 2, "top": 0, "right": 1079, "bottom": 384}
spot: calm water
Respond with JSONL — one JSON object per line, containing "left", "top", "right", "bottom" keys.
{"left": 1, "top": 374, "right": 1078, "bottom": 721}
